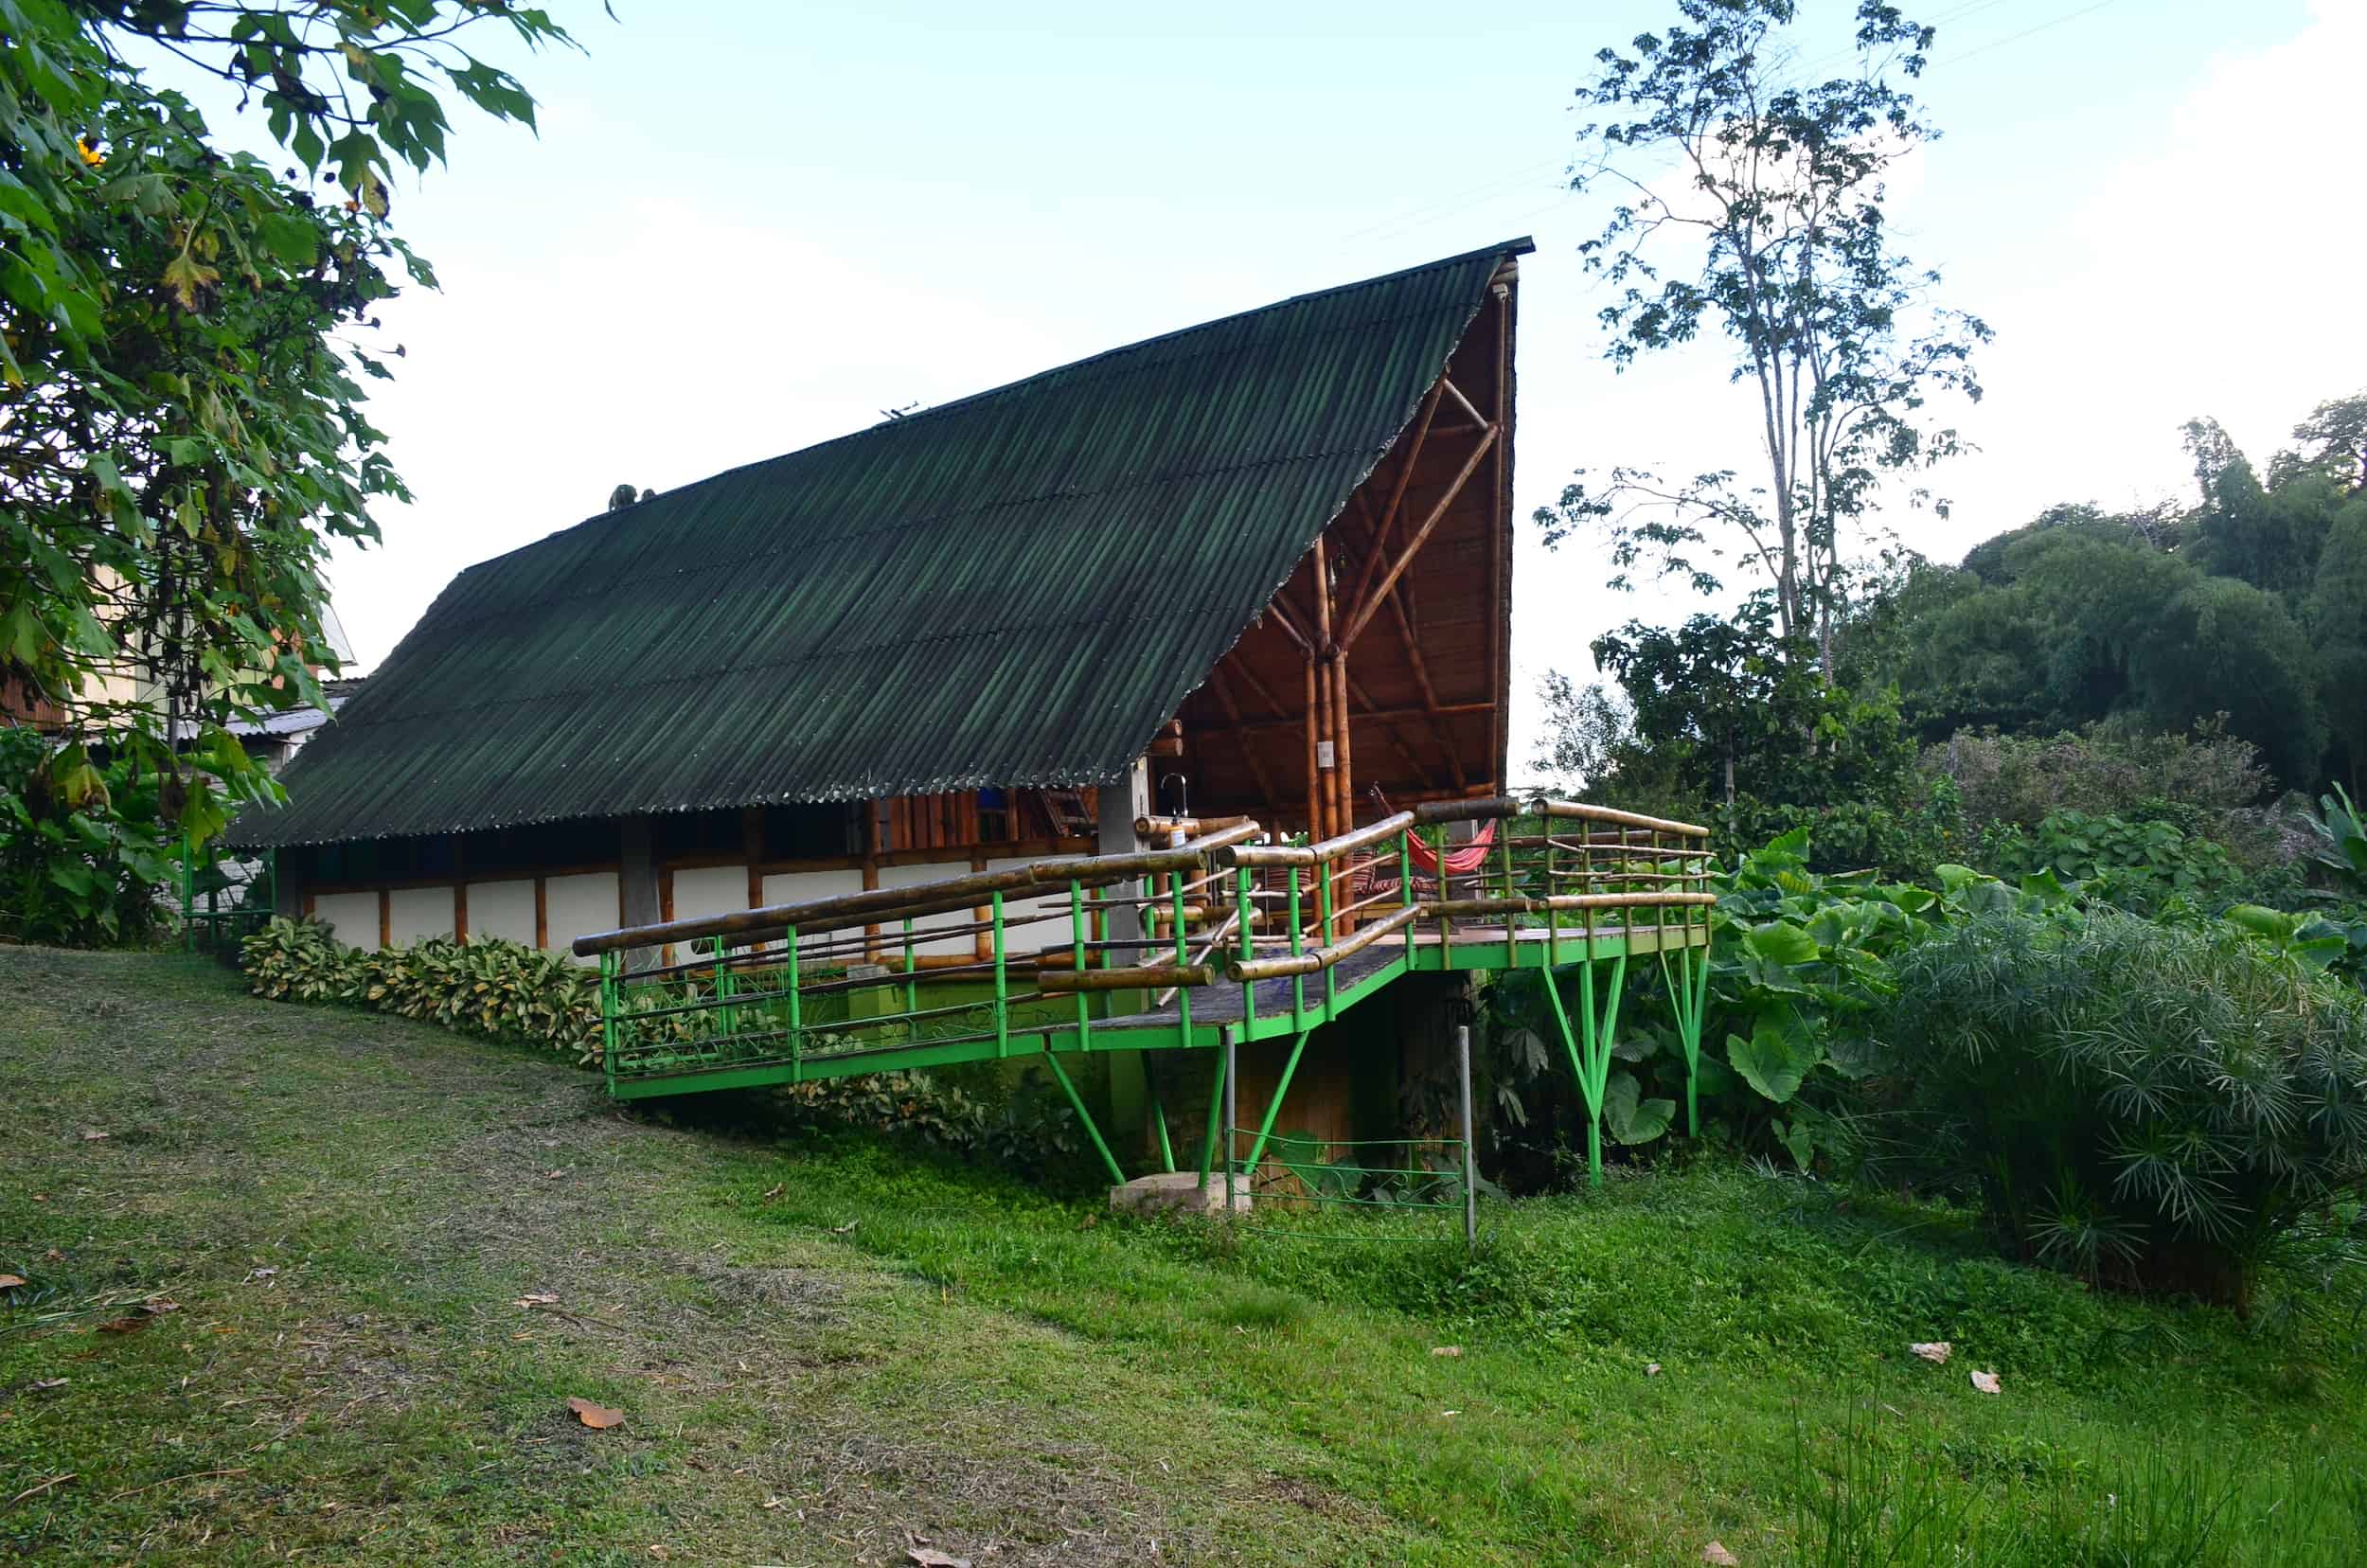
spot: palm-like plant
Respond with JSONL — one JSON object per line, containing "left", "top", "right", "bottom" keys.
{"left": 1876, "top": 908, "right": 2367, "bottom": 1309}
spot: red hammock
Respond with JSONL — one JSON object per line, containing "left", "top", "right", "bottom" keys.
{"left": 1408, "top": 817, "right": 1496, "bottom": 877}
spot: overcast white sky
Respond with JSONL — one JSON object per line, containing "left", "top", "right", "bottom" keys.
{"left": 170, "top": 0, "right": 2365, "bottom": 770}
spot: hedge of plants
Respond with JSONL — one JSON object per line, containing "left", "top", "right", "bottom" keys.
{"left": 241, "top": 917, "right": 603, "bottom": 1061}
{"left": 238, "top": 917, "right": 1092, "bottom": 1179}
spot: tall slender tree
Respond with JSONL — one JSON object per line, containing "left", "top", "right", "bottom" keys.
{"left": 1537, "top": 0, "right": 1988, "bottom": 672}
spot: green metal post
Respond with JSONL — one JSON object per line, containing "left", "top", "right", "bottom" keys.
{"left": 1237, "top": 865, "right": 1255, "bottom": 1031}
{"left": 1433, "top": 825, "right": 1452, "bottom": 953}
{"left": 786, "top": 924, "right": 803, "bottom": 1077}
{"left": 1148, "top": 1077, "right": 1176, "bottom": 1172}
{"left": 1317, "top": 866, "right": 1334, "bottom": 1014}
{"left": 1044, "top": 1051, "right": 1126, "bottom": 1186}
{"left": 1501, "top": 813, "right": 1517, "bottom": 969}
{"left": 1170, "top": 871, "right": 1191, "bottom": 1044}
{"left": 902, "top": 916, "right": 917, "bottom": 1017}
{"left": 1069, "top": 880, "right": 1092, "bottom": 1049}
{"left": 1660, "top": 915, "right": 1713, "bottom": 1137}
{"left": 1196, "top": 1025, "right": 1230, "bottom": 1190}
{"left": 992, "top": 890, "right": 1008, "bottom": 1058}
{"left": 1288, "top": 869, "right": 1305, "bottom": 1025}
{"left": 1240, "top": 1027, "right": 1312, "bottom": 1174}
{"left": 1545, "top": 828, "right": 1560, "bottom": 965}
{"left": 599, "top": 951, "right": 619, "bottom": 1096}
{"left": 1543, "top": 959, "right": 1612, "bottom": 1189}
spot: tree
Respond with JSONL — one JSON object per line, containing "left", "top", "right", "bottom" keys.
{"left": 2306, "top": 498, "right": 2367, "bottom": 794}
{"left": 2270, "top": 390, "right": 2367, "bottom": 493}
{"left": 1535, "top": 0, "right": 1988, "bottom": 671}
{"left": 1, "top": 1, "right": 574, "bottom": 854}
{"left": 1529, "top": 673, "right": 1632, "bottom": 793}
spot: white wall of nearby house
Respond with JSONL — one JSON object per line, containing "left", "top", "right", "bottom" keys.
{"left": 311, "top": 891, "right": 378, "bottom": 949}
{"left": 387, "top": 886, "right": 455, "bottom": 946}
{"left": 468, "top": 879, "right": 537, "bottom": 946}
{"left": 544, "top": 872, "right": 622, "bottom": 962}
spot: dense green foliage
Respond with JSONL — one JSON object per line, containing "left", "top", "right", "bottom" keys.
{"left": 0, "top": 1, "right": 569, "bottom": 894}
{"left": 241, "top": 915, "right": 603, "bottom": 1059}
{"left": 0, "top": 722, "right": 176, "bottom": 943}
{"left": 1873, "top": 909, "right": 2367, "bottom": 1307}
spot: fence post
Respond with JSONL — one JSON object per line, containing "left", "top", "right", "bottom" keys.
{"left": 1222, "top": 1025, "right": 1238, "bottom": 1215}
{"left": 1457, "top": 1023, "right": 1477, "bottom": 1253}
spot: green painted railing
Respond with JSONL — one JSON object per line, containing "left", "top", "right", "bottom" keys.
{"left": 573, "top": 797, "right": 1715, "bottom": 1186}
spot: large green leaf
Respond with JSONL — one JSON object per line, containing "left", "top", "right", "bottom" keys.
{"left": 1742, "top": 920, "right": 1820, "bottom": 967}
{"left": 1726, "top": 1016, "right": 1820, "bottom": 1104}
{"left": 1603, "top": 1071, "right": 1674, "bottom": 1146}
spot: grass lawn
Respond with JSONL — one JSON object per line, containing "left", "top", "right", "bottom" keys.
{"left": 3, "top": 948, "right": 2361, "bottom": 1564}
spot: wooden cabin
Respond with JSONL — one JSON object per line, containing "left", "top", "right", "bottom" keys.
{"left": 224, "top": 239, "right": 1533, "bottom": 1152}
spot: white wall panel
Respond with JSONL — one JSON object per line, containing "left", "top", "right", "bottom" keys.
{"left": 987, "top": 854, "right": 1081, "bottom": 951}
{"left": 669, "top": 864, "right": 750, "bottom": 922}
{"left": 545, "top": 871, "right": 621, "bottom": 964}
{"left": 387, "top": 886, "right": 456, "bottom": 946}
{"left": 311, "top": 891, "right": 378, "bottom": 950}
{"left": 872, "top": 861, "right": 994, "bottom": 958}
{"left": 468, "top": 879, "right": 536, "bottom": 945}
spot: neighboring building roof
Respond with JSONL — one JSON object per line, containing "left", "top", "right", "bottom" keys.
{"left": 227, "top": 239, "right": 1533, "bottom": 849}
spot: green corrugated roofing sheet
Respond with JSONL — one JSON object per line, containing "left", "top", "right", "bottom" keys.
{"left": 227, "top": 239, "right": 1534, "bottom": 848}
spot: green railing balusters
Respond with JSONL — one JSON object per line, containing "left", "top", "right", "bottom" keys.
{"left": 991, "top": 889, "right": 1009, "bottom": 1058}
{"left": 1237, "top": 864, "right": 1255, "bottom": 1032}
{"left": 1069, "top": 879, "right": 1092, "bottom": 1049}
{"left": 1288, "top": 867, "right": 1305, "bottom": 1025}
{"left": 1500, "top": 812, "right": 1517, "bottom": 968}
{"left": 599, "top": 950, "right": 619, "bottom": 1096}
{"left": 1170, "top": 870, "right": 1192, "bottom": 1043}
{"left": 1317, "top": 864, "right": 1334, "bottom": 1013}
{"left": 785, "top": 924, "right": 803, "bottom": 1076}
{"left": 1196, "top": 1029, "right": 1229, "bottom": 1191}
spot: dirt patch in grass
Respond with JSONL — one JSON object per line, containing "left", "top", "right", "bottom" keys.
{"left": 0, "top": 951, "right": 1373, "bottom": 1565}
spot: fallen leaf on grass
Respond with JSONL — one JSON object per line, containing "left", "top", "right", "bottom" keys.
{"left": 43, "top": 1250, "right": 63, "bottom": 1262}
{"left": 761, "top": 1184, "right": 786, "bottom": 1203}
{"left": 1429, "top": 1345, "right": 1462, "bottom": 1358}
{"left": 0, "top": 1274, "right": 26, "bottom": 1290}
{"left": 1646, "top": 1363, "right": 1663, "bottom": 1377}
{"left": 566, "top": 1397, "right": 624, "bottom": 1429}
{"left": 1702, "top": 1541, "right": 1739, "bottom": 1566}
{"left": 514, "top": 1293, "right": 560, "bottom": 1309}
{"left": 906, "top": 1550, "right": 970, "bottom": 1568}
{"left": 1970, "top": 1369, "right": 2002, "bottom": 1395}
{"left": 831, "top": 1220, "right": 858, "bottom": 1235}
{"left": 29, "top": 1379, "right": 68, "bottom": 1395}
{"left": 1910, "top": 1341, "right": 1951, "bottom": 1364}
{"left": 80, "top": 1130, "right": 109, "bottom": 1142}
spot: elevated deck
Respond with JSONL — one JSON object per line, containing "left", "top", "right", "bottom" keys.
{"left": 575, "top": 797, "right": 1716, "bottom": 1186}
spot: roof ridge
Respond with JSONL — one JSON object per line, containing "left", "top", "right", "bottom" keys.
{"left": 449, "top": 239, "right": 1534, "bottom": 586}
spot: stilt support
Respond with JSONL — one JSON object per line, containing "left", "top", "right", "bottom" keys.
{"left": 1543, "top": 952, "right": 1628, "bottom": 1187}
{"left": 1240, "top": 1028, "right": 1313, "bottom": 1176}
{"left": 1044, "top": 1050, "right": 1126, "bottom": 1187}
{"left": 1660, "top": 936, "right": 1711, "bottom": 1137}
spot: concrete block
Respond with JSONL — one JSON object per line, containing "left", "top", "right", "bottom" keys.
{"left": 1109, "top": 1170, "right": 1252, "bottom": 1215}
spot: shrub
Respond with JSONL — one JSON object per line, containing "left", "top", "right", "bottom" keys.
{"left": 1921, "top": 720, "right": 2274, "bottom": 835}
{"left": 771, "top": 1069, "right": 1091, "bottom": 1179}
{"left": 1872, "top": 907, "right": 2367, "bottom": 1308}
{"left": 1982, "top": 809, "right": 2245, "bottom": 915}
{"left": 0, "top": 724, "right": 178, "bottom": 946}
{"left": 241, "top": 917, "right": 603, "bottom": 1061}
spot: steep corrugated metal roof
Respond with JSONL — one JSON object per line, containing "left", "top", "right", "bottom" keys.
{"left": 228, "top": 239, "right": 1534, "bottom": 848}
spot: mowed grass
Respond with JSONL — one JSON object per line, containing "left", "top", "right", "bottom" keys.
{"left": 2, "top": 949, "right": 2361, "bottom": 1564}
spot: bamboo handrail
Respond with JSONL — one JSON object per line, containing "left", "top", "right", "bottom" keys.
{"left": 1226, "top": 902, "right": 1419, "bottom": 981}
{"left": 574, "top": 821, "right": 1263, "bottom": 954}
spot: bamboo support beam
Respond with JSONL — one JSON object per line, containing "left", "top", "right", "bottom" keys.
{"left": 1340, "top": 424, "right": 1499, "bottom": 653}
